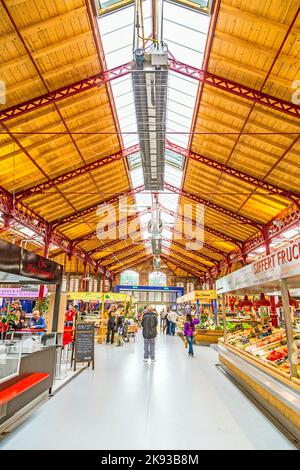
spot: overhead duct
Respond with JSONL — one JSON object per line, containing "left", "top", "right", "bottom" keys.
{"left": 132, "top": 0, "right": 168, "bottom": 191}
{"left": 148, "top": 205, "right": 163, "bottom": 255}
{"left": 153, "top": 257, "right": 161, "bottom": 270}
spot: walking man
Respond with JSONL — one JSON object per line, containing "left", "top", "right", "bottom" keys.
{"left": 168, "top": 309, "right": 178, "bottom": 336}
{"left": 141, "top": 305, "right": 158, "bottom": 363}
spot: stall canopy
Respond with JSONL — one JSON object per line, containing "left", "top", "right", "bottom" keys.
{"left": 177, "top": 290, "right": 218, "bottom": 304}
{"left": 67, "top": 292, "right": 131, "bottom": 303}
{"left": 216, "top": 240, "right": 300, "bottom": 295}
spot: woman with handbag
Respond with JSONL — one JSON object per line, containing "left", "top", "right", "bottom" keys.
{"left": 183, "top": 313, "right": 199, "bottom": 357}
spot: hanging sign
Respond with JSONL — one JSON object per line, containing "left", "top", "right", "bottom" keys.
{"left": 194, "top": 290, "right": 218, "bottom": 301}
{"left": 216, "top": 240, "right": 300, "bottom": 294}
{"left": 0, "top": 286, "right": 48, "bottom": 298}
{"left": 21, "top": 251, "right": 62, "bottom": 284}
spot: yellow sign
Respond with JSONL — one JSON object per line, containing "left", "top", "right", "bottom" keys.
{"left": 177, "top": 290, "right": 218, "bottom": 304}
{"left": 194, "top": 290, "right": 218, "bottom": 301}
{"left": 67, "top": 292, "right": 130, "bottom": 302}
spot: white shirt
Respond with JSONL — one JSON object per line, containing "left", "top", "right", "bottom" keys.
{"left": 168, "top": 311, "right": 178, "bottom": 323}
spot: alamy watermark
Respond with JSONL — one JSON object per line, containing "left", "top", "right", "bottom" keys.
{"left": 0, "top": 80, "right": 6, "bottom": 105}
{"left": 291, "top": 80, "right": 300, "bottom": 105}
{"left": 95, "top": 196, "right": 205, "bottom": 250}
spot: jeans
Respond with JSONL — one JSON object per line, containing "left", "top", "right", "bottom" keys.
{"left": 170, "top": 322, "right": 176, "bottom": 336}
{"left": 187, "top": 336, "right": 194, "bottom": 355}
{"left": 106, "top": 325, "right": 115, "bottom": 344}
{"left": 144, "top": 338, "right": 155, "bottom": 360}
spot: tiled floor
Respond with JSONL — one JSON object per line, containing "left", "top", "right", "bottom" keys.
{"left": 0, "top": 333, "right": 295, "bottom": 450}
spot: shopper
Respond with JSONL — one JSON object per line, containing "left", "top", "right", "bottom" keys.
{"left": 115, "top": 313, "right": 124, "bottom": 347}
{"left": 28, "top": 310, "right": 46, "bottom": 330}
{"left": 13, "top": 310, "right": 27, "bottom": 329}
{"left": 168, "top": 309, "right": 178, "bottom": 336}
{"left": 106, "top": 305, "right": 116, "bottom": 344}
{"left": 183, "top": 313, "right": 199, "bottom": 357}
{"left": 165, "top": 308, "right": 170, "bottom": 335}
{"left": 141, "top": 305, "right": 158, "bottom": 362}
{"left": 160, "top": 308, "right": 165, "bottom": 329}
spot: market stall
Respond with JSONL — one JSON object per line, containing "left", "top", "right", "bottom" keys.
{"left": 177, "top": 290, "right": 222, "bottom": 344}
{"left": 216, "top": 240, "right": 300, "bottom": 440}
{"left": 66, "top": 292, "right": 136, "bottom": 344}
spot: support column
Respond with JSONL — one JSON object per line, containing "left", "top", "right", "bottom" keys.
{"left": 222, "top": 294, "right": 227, "bottom": 342}
{"left": 38, "top": 228, "right": 51, "bottom": 302}
{"left": 97, "top": 272, "right": 102, "bottom": 292}
{"left": 52, "top": 283, "right": 62, "bottom": 332}
{"left": 281, "top": 279, "right": 298, "bottom": 378}
{"left": 82, "top": 260, "right": 87, "bottom": 292}
{"left": 264, "top": 230, "right": 279, "bottom": 327}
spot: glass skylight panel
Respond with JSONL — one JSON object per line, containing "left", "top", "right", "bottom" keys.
{"left": 165, "top": 164, "right": 183, "bottom": 187}
{"left": 164, "top": 2, "right": 209, "bottom": 65}
{"left": 165, "top": 149, "right": 184, "bottom": 169}
{"left": 130, "top": 166, "right": 144, "bottom": 187}
{"left": 97, "top": 0, "right": 211, "bottom": 253}
{"left": 128, "top": 152, "right": 142, "bottom": 170}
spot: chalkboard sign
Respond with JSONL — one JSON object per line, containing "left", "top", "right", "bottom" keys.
{"left": 73, "top": 322, "right": 95, "bottom": 371}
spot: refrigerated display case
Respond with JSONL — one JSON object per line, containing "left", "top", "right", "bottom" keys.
{"left": 216, "top": 240, "right": 300, "bottom": 440}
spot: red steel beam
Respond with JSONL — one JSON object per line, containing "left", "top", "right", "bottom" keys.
{"left": 159, "top": 204, "right": 241, "bottom": 247}
{"left": 105, "top": 245, "right": 150, "bottom": 267}
{"left": 209, "top": 206, "right": 300, "bottom": 277}
{"left": 165, "top": 243, "right": 209, "bottom": 271}
{"left": 169, "top": 58, "right": 300, "bottom": 119}
{"left": 0, "top": 63, "right": 131, "bottom": 123}
{"left": 166, "top": 141, "right": 300, "bottom": 201}
{"left": 75, "top": 208, "right": 149, "bottom": 247}
{"left": 164, "top": 182, "right": 263, "bottom": 229}
{"left": 0, "top": 187, "right": 110, "bottom": 277}
{"left": 161, "top": 251, "right": 206, "bottom": 275}
{"left": 99, "top": 244, "right": 144, "bottom": 263}
{"left": 165, "top": 230, "right": 217, "bottom": 265}
{"left": 51, "top": 185, "right": 145, "bottom": 228}
{"left": 112, "top": 253, "right": 152, "bottom": 273}
{"left": 161, "top": 255, "right": 204, "bottom": 279}
{"left": 1, "top": 56, "right": 299, "bottom": 126}
{"left": 17, "top": 145, "right": 139, "bottom": 201}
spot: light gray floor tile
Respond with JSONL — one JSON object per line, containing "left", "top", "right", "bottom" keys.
{"left": 0, "top": 333, "right": 295, "bottom": 450}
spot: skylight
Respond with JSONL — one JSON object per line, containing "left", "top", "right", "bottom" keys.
{"left": 97, "top": 0, "right": 211, "bottom": 257}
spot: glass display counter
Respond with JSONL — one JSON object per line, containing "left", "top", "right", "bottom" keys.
{"left": 0, "top": 339, "right": 23, "bottom": 384}
{"left": 0, "top": 332, "right": 57, "bottom": 384}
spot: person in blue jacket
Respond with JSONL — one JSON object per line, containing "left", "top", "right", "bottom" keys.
{"left": 28, "top": 310, "right": 46, "bottom": 330}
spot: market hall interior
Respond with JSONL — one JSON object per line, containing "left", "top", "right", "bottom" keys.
{"left": 0, "top": 0, "right": 300, "bottom": 452}
{"left": 0, "top": 334, "right": 296, "bottom": 451}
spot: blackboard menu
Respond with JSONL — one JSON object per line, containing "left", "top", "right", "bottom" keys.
{"left": 74, "top": 322, "right": 95, "bottom": 368}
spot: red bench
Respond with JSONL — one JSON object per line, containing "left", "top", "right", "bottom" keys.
{"left": 0, "top": 373, "right": 49, "bottom": 406}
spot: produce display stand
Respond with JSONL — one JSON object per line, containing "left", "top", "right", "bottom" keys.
{"left": 177, "top": 290, "right": 222, "bottom": 344}
{"left": 216, "top": 240, "right": 300, "bottom": 440}
{"left": 66, "top": 292, "right": 133, "bottom": 344}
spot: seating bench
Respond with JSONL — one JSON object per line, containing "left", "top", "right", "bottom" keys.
{"left": 0, "top": 373, "right": 49, "bottom": 406}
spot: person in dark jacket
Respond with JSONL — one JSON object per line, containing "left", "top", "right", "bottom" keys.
{"left": 106, "top": 305, "right": 116, "bottom": 344}
{"left": 141, "top": 305, "right": 158, "bottom": 362}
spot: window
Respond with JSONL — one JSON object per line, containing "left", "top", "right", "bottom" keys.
{"left": 169, "top": 0, "right": 212, "bottom": 14}
{"left": 186, "top": 282, "right": 195, "bottom": 293}
{"left": 120, "top": 270, "right": 139, "bottom": 285}
{"left": 149, "top": 271, "right": 167, "bottom": 286}
{"left": 94, "top": 0, "right": 133, "bottom": 15}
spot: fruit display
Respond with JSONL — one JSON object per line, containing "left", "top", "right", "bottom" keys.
{"left": 226, "top": 326, "right": 300, "bottom": 378}
{"left": 265, "top": 347, "right": 288, "bottom": 362}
